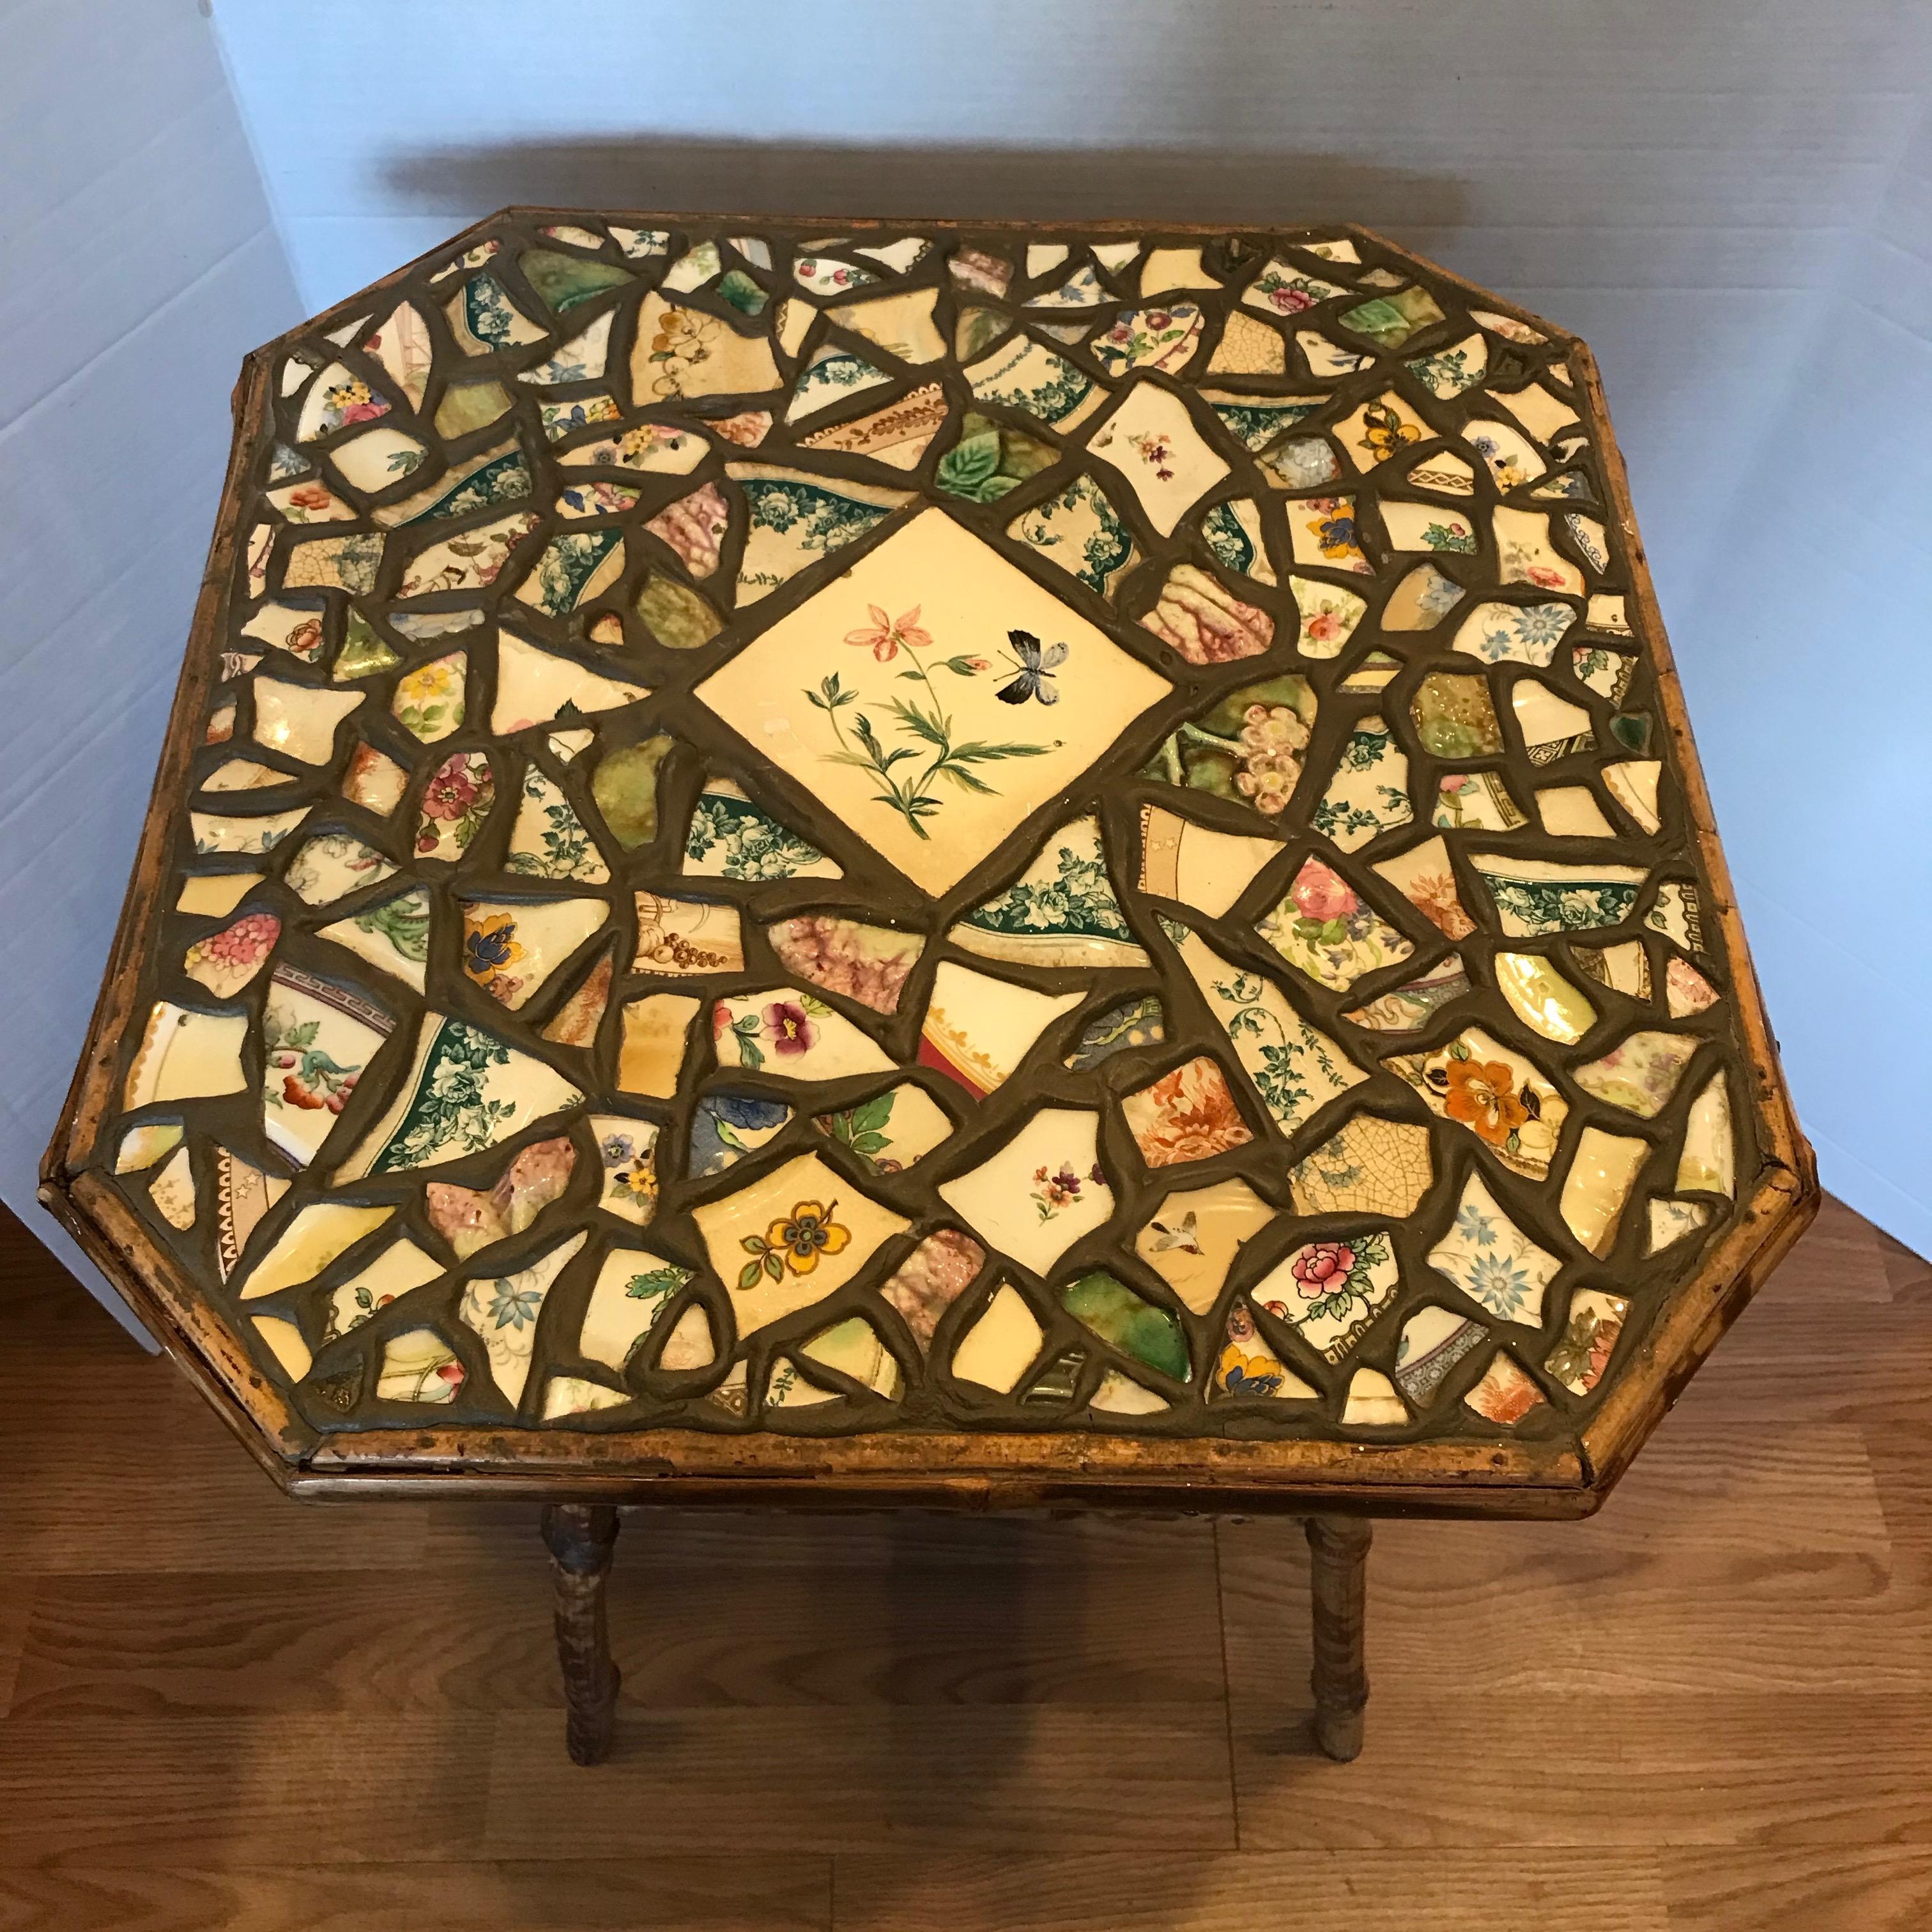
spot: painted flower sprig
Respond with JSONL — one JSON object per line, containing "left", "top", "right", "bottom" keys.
{"left": 806, "top": 606, "right": 1053, "bottom": 838}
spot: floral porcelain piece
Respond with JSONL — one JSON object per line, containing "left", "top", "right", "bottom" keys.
{"left": 59, "top": 215, "right": 1800, "bottom": 1468}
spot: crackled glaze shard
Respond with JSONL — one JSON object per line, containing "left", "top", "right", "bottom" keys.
{"left": 56, "top": 212, "right": 1802, "bottom": 1468}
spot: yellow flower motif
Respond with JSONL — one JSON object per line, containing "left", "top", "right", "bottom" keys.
{"left": 739, "top": 1199, "right": 851, "bottom": 1289}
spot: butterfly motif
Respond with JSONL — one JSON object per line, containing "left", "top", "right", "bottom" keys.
{"left": 995, "top": 628, "right": 1068, "bottom": 706}
{"left": 1146, "top": 1210, "right": 1202, "bottom": 1255}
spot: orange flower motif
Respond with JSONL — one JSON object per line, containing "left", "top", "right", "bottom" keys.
{"left": 1443, "top": 1057, "right": 1530, "bottom": 1145}
{"left": 843, "top": 604, "right": 933, "bottom": 663}
{"left": 763, "top": 1200, "right": 851, "bottom": 1276}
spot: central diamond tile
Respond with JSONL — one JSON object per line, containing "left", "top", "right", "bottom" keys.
{"left": 694, "top": 506, "right": 1171, "bottom": 896}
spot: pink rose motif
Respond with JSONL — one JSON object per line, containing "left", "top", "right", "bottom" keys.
{"left": 1292, "top": 1243, "right": 1355, "bottom": 1300}
{"left": 1306, "top": 611, "right": 1342, "bottom": 643}
{"left": 1292, "top": 861, "right": 1358, "bottom": 923}
{"left": 421, "top": 759, "right": 477, "bottom": 821}
{"left": 764, "top": 1000, "right": 817, "bottom": 1055}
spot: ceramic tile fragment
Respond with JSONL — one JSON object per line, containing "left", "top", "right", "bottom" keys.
{"left": 1144, "top": 671, "right": 1315, "bottom": 818}
{"left": 1604, "top": 760, "right": 1663, "bottom": 834}
{"left": 1471, "top": 855, "right": 1646, "bottom": 936}
{"left": 413, "top": 751, "right": 495, "bottom": 863}
{"left": 576, "top": 1248, "right": 696, "bottom": 1373}
{"left": 1008, "top": 472, "right": 1138, "bottom": 598}
{"left": 148, "top": 1147, "right": 197, "bottom": 1230}
{"left": 236, "top": 1201, "right": 394, "bottom": 1302}
{"left": 1648, "top": 1197, "right": 1712, "bottom": 1253}
{"left": 1342, "top": 1368, "right": 1407, "bottom": 1425}
{"left": 690, "top": 1092, "right": 788, "bottom": 1179}
{"left": 120, "top": 1001, "right": 247, "bottom": 1110}
{"left": 116, "top": 1123, "right": 183, "bottom": 1174}
{"left": 1512, "top": 680, "right": 1595, "bottom": 763}
{"left": 1561, "top": 1127, "right": 1648, "bottom": 1256}
{"left": 587, "top": 737, "right": 671, "bottom": 850}
{"left": 1373, "top": 836, "right": 1475, "bottom": 940}
{"left": 1215, "top": 1301, "right": 1319, "bottom": 1400}
{"left": 832, "top": 285, "right": 946, "bottom": 363}
{"left": 1254, "top": 1229, "right": 1400, "bottom": 1363}
{"left": 505, "top": 767, "right": 607, "bottom": 882}
{"left": 1285, "top": 576, "right": 1366, "bottom": 659}
{"left": 1388, "top": 1027, "right": 1567, "bottom": 1181}
{"left": 339, "top": 1013, "right": 581, "bottom": 1178}
{"left": 192, "top": 807, "right": 309, "bottom": 857}
{"left": 939, "top": 1107, "right": 1113, "bottom": 1278}
{"left": 1392, "top": 1304, "right": 1487, "bottom": 1407}
{"left": 1676, "top": 1074, "right": 1735, "bottom": 1196}
{"left": 1135, "top": 807, "right": 1276, "bottom": 920}
{"left": 1286, "top": 493, "right": 1371, "bottom": 572}
{"left": 951, "top": 815, "right": 1145, "bottom": 967}
{"left": 1575, "top": 1030, "right": 1698, "bottom": 1119}
{"left": 459, "top": 1232, "right": 588, "bottom": 1406}
{"left": 182, "top": 912, "right": 279, "bottom": 997}
{"left": 1260, "top": 435, "right": 1341, "bottom": 491}
{"left": 1545, "top": 1287, "right": 1630, "bottom": 1395}
{"left": 1342, "top": 954, "right": 1473, "bottom": 1033}
{"left": 459, "top": 897, "right": 606, "bottom": 1009}
{"left": 1537, "top": 786, "right": 1615, "bottom": 836}
{"left": 1064, "top": 993, "right": 1164, "bottom": 1070}
{"left": 1464, "top": 1353, "right": 1547, "bottom": 1424}
{"left": 1666, "top": 958, "right": 1720, "bottom": 1018}
{"left": 617, "top": 994, "right": 701, "bottom": 1098}
{"left": 814, "top": 1082, "right": 954, "bottom": 1174}
{"left": 1433, "top": 770, "right": 1525, "bottom": 833}
{"left": 878, "top": 1228, "right": 986, "bottom": 1351}
{"left": 1573, "top": 940, "right": 1653, "bottom": 1000}
{"left": 684, "top": 777, "right": 841, "bottom": 882}
{"left": 963, "top": 335, "right": 1104, "bottom": 431}
{"left": 1494, "top": 952, "right": 1597, "bottom": 1044}
{"left": 1646, "top": 880, "right": 1703, "bottom": 953}
{"left": 951, "top": 247, "right": 1012, "bottom": 298}
{"left": 558, "top": 420, "right": 707, "bottom": 475}
{"left": 726, "top": 463, "right": 910, "bottom": 605}
{"left": 542, "top": 1375, "right": 629, "bottom": 1418}
{"left": 1429, "top": 1175, "right": 1558, "bottom": 1325}
{"left": 715, "top": 986, "right": 895, "bottom": 1080}
{"left": 1134, "top": 1177, "right": 1273, "bottom": 1316}
{"left": 801, "top": 383, "right": 946, "bottom": 468}
{"left": 952, "top": 1283, "right": 1046, "bottom": 1393}
{"left": 1140, "top": 564, "right": 1273, "bottom": 663}
{"left": 1062, "top": 1271, "right": 1188, "bottom": 1380}
{"left": 492, "top": 634, "right": 646, "bottom": 733}
{"left": 798, "top": 1316, "right": 902, "bottom": 1400}
{"left": 586, "top": 1116, "right": 660, "bottom": 1226}
{"left": 374, "top": 1329, "right": 466, "bottom": 1403}
{"left": 632, "top": 294, "right": 781, "bottom": 403}
{"left": 316, "top": 889, "right": 431, "bottom": 989}
{"left": 390, "top": 652, "right": 466, "bottom": 742}
{"left": 1164, "top": 920, "right": 1367, "bottom": 1133}
{"left": 1206, "top": 311, "right": 1287, "bottom": 376}
{"left": 1257, "top": 857, "right": 1413, "bottom": 992}
{"left": 919, "top": 963, "right": 1083, "bottom": 1097}
{"left": 396, "top": 510, "right": 540, "bottom": 597}
{"left": 1121, "top": 1057, "right": 1254, "bottom": 1169}
{"left": 1201, "top": 499, "right": 1277, "bottom": 585}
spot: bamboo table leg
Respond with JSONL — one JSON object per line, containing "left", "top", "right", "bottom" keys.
{"left": 541, "top": 1503, "right": 622, "bottom": 1765}
{"left": 1305, "top": 1515, "right": 1371, "bottom": 1761}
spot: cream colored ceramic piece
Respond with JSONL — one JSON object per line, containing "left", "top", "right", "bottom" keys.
{"left": 176, "top": 874, "right": 263, "bottom": 917}
{"left": 1512, "top": 680, "right": 1595, "bottom": 763}
{"left": 801, "top": 1316, "right": 903, "bottom": 1399}
{"left": 696, "top": 509, "right": 1169, "bottom": 896}
{"left": 1604, "top": 760, "right": 1663, "bottom": 833}
{"left": 951, "top": 1283, "right": 1046, "bottom": 1393}
{"left": 459, "top": 896, "right": 606, "bottom": 1010}
{"left": 1387, "top": 1027, "right": 1568, "bottom": 1181}
{"left": 519, "top": 310, "right": 615, "bottom": 386}
{"left": 1140, "top": 246, "right": 1218, "bottom": 294}
{"left": 252, "top": 679, "right": 362, "bottom": 765}
{"left": 1462, "top": 417, "right": 1547, "bottom": 489}
{"left": 1137, "top": 805, "right": 1279, "bottom": 917}
{"left": 1428, "top": 1174, "right": 1560, "bottom": 1326}
{"left": 1252, "top": 1228, "right": 1400, "bottom": 1364}
{"left": 1288, "top": 576, "right": 1367, "bottom": 657}
{"left": 337, "top": 1013, "right": 583, "bottom": 1178}
{"left": 1342, "top": 1368, "right": 1407, "bottom": 1425}
{"left": 1166, "top": 921, "right": 1367, "bottom": 1135}
{"left": 259, "top": 965, "right": 393, "bottom": 1167}
{"left": 375, "top": 1328, "right": 466, "bottom": 1404}
{"left": 1392, "top": 1304, "right": 1487, "bottom": 1409}
{"left": 121, "top": 1002, "right": 249, "bottom": 1111}
{"left": 1494, "top": 951, "right": 1597, "bottom": 1045}
{"left": 148, "top": 1146, "right": 198, "bottom": 1230}
{"left": 1206, "top": 312, "right": 1287, "bottom": 376}
{"left": 938, "top": 1106, "right": 1113, "bottom": 1277}
{"left": 918, "top": 963, "right": 1083, "bottom": 1096}
{"left": 630, "top": 293, "right": 781, "bottom": 402}
{"left": 814, "top": 1081, "right": 955, "bottom": 1173}
{"left": 236, "top": 1201, "right": 394, "bottom": 1301}
{"left": 617, "top": 994, "right": 702, "bottom": 1098}
{"left": 587, "top": 1116, "right": 661, "bottom": 1225}
{"left": 328, "top": 426, "right": 428, "bottom": 493}
{"left": 1085, "top": 379, "right": 1230, "bottom": 537}
{"left": 691, "top": 1151, "right": 910, "bottom": 1335}
{"left": 713, "top": 986, "right": 895, "bottom": 1080}
{"left": 1091, "top": 1370, "right": 1169, "bottom": 1415}
{"left": 458, "top": 1230, "right": 588, "bottom": 1405}
{"left": 1470, "top": 854, "right": 1647, "bottom": 937}
{"left": 950, "top": 815, "right": 1148, "bottom": 967}
{"left": 1576, "top": 1029, "right": 1699, "bottom": 1119}
{"left": 201, "top": 759, "right": 289, "bottom": 793}
{"left": 250, "top": 1316, "right": 312, "bottom": 1382}
{"left": 1647, "top": 1196, "right": 1712, "bottom": 1253}
{"left": 962, "top": 335, "right": 1104, "bottom": 431}
{"left": 188, "top": 806, "right": 307, "bottom": 856}
{"left": 1676, "top": 1074, "right": 1736, "bottom": 1196}
{"left": 1545, "top": 1287, "right": 1630, "bottom": 1396}
{"left": 342, "top": 744, "right": 409, "bottom": 816}
{"left": 315, "top": 888, "right": 429, "bottom": 992}
{"left": 1006, "top": 473, "right": 1140, "bottom": 600}
{"left": 832, "top": 286, "right": 945, "bottom": 363}
{"left": 683, "top": 776, "right": 843, "bottom": 882}
{"left": 1133, "top": 1176, "right": 1273, "bottom": 1315}
{"left": 801, "top": 383, "right": 946, "bottom": 468}
{"left": 1496, "top": 382, "right": 1581, "bottom": 445}
{"left": 505, "top": 768, "right": 608, "bottom": 884}
{"left": 542, "top": 1375, "right": 629, "bottom": 1417}
{"left": 491, "top": 632, "right": 647, "bottom": 733}
{"left": 1561, "top": 1126, "right": 1649, "bottom": 1257}
{"left": 556, "top": 420, "right": 707, "bottom": 474}
{"left": 633, "top": 893, "right": 743, "bottom": 973}
{"left": 1536, "top": 785, "right": 1614, "bottom": 836}
{"left": 116, "top": 1123, "right": 182, "bottom": 1173}
{"left": 322, "top": 1238, "right": 444, "bottom": 1341}
{"left": 785, "top": 343, "right": 890, "bottom": 424}
{"left": 1335, "top": 390, "right": 1433, "bottom": 471}
{"left": 1256, "top": 858, "right": 1414, "bottom": 993}
{"left": 1432, "top": 770, "right": 1524, "bottom": 834}
{"left": 1495, "top": 507, "right": 1584, "bottom": 594}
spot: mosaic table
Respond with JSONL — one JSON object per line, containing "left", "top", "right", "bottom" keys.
{"left": 44, "top": 211, "right": 1815, "bottom": 1765}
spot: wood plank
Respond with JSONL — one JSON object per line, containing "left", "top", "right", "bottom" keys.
{"left": 0, "top": 1575, "right": 28, "bottom": 1719}
{"left": 1659, "top": 1846, "right": 1932, "bottom": 1931}
{"left": 483, "top": 1706, "right": 1236, "bottom": 1855}
{"left": 1231, "top": 1690, "right": 1932, "bottom": 1848}
{"left": 0, "top": 1857, "right": 831, "bottom": 1931}
{"left": 0, "top": 1712, "right": 487, "bottom": 1864}
{"left": 11, "top": 1514, "right": 1225, "bottom": 1715}
{"left": 831, "top": 1849, "right": 1669, "bottom": 1931}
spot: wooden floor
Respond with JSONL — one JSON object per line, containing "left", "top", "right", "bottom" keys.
{"left": 1, "top": 1196, "right": 1928, "bottom": 1931}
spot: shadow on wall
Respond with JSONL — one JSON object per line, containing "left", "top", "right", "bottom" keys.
{"left": 383, "top": 136, "right": 1471, "bottom": 245}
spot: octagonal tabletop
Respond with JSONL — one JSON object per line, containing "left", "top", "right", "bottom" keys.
{"left": 43, "top": 212, "right": 1813, "bottom": 1517}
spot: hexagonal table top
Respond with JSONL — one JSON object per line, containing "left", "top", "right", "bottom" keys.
{"left": 43, "top": 211, "right": 1813, "bottom": 1514}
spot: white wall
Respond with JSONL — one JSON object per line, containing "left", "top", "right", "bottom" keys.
{"left": 209, "top": 0, "right": 1932, "bottom": 1255}
{"left": 0, "top": 0, "right": 301, "bottom": 1333}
